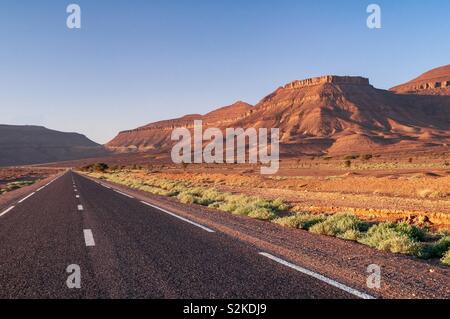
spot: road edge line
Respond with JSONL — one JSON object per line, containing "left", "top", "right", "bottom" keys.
{"left": 259, "top": 252, "right": 376, "bottom": 300}
{"left": 140, "top": 201, "right": 215, "bottom": 233}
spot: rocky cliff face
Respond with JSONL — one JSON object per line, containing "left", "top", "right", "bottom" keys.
{"left": 390, "top": 65, "right": 450, "bottom": 95}
{"left": 107, "top": 67, "right": 450, "bottom": 156}
{"left": 0, "top": 125, "right": 108, "bottom": 166}
{"left": 107, "top": 101, "right": 253, "bottom": 152}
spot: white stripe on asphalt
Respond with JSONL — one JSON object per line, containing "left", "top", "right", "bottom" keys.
{"left": 0, "top": 206, "right": 15, "bottom": 217}
{"left": 114, "top": 190, "right": 134, "bottom": 199}
{"left": 18, "top": 192, "right": 36, "bottom": 204}
{"left": 83, "top": 229, "right": 95, "bottom": 247}
{"left": 77, "top": 205, "right": 84, "bottom": 211}
{"left": 258, "top": 252, "right": 376, "bottom": 299}
{"left": 140, "top": 201, "right": 215, "bottom": 233}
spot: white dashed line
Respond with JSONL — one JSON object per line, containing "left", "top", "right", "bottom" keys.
{"left": 0, "top": 206, "right": 15, "bottom": 217}
{"left": 18, "top": 192, "right": 36, "bottom": 204}
{"left": 114, "top": 190, "right": 134, "bottom": 199}
{"left": 76, "top": 195, "right": 80, "bottom": 198}
{"left": 77, "top": 205, "right": 84, "bottom": 211}
{"left": 141, "top": 201, "right": 215, "bottom": 233}
{"left": 258, "top": 252, "right": 376, "bottom": 299}
{"left": 83, "top": 229, "right": 95, "bottom": 247}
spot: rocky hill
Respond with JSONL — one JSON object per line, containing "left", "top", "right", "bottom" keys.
{"left": 0, "top": 125, "right": 108, "bottom": 166}
{"left": 390, "top": 65, "right": 450, "bottom": 95}
{"left": 107, "top": 67, "right": 450, "bottom": 157}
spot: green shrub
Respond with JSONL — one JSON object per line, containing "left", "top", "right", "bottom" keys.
{"left": 358, "top": 222, "right": 423, "bottom": 255}
{"left": 273, "top": 214, "right": 327, "bottom": 230}
{"left": 177, "top": 193, "right": 195, "bottom": 204}
{"left": 419, "top": 236, "right": 450, "bottom": 259}
{"left": 248, "top": 209, "right": 277, "bottom": 221}
{"left": 391, "top": 222, "right": 427, "bottom": 241}
{"left": 337, "top": 229, "right": 364, "bottom": 241}
{"left": 80, "top": 163, "right": 109, "bottom": 172}
{"left": 441, "top": 250, "right": 450, "bottom": 266}
{"left": 309, "top": 214, "right": 368, "bottom": 237}
{"left": 4, "top": 181, "right": 34, "bottom": 192}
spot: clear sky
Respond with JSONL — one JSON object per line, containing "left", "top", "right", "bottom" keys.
{"left": 1, "top": 0, "right": 449, "bottom": 144}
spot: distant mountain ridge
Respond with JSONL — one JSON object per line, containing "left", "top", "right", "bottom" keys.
{"left": 390, "top": 65, "right": 450, "bottom": 95}
{"left": 0, "top": 125, "right": 107, "bottom": 166}
{"left": 107, "top": 66, "right": 450, "bottom": 156}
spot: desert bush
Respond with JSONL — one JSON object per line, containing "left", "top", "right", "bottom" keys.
{"left": 419, "top": 236, "right": 450, "bottom": 259}
{"left": 80, "top": 163, "right": 109, "bottom": 172}
{"left": 273, "top": 214, "right": 327, "bottom": 230}
{"left": 337, "top": 229, "right": 364, "bottom": 241}
{"left": 441, "top": 250, "right": 450, "bottom": 266}
{"left": 248, "top": 209, "right": 277, "bottom": 221}
{"left": 177, "top": 193, "right": 195, "bottom": 204}
{"left": 309, "top": 213, "right": 368, "bottom": 237}
{"left": 5, "top": 181, "right": 34, "bottom": 191}
{"left": 358, "top": 222, "right": 424, "bottom": 255}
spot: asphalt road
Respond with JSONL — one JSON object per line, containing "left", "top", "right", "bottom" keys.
{"left": 0, "top": 171, "right": 367, "bottom": 299}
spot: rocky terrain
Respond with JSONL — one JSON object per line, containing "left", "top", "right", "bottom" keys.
{"left": 391, "top": 64, "right": 450, "bottom": 95}
{"left": 0, "top": 125, "right": 108, "bottom": 167}
{"left": 106, "top": 66, "right": 450, "bottom": 157}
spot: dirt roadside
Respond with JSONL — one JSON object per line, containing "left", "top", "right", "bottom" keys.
{"left": 0, "top": 170, "right": 65, "bottom": 212}
{"left": 83, "top": 173, "right": 450, "bottom": 299}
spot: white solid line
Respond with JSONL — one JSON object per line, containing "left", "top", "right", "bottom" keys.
{"left": 36, "top": 185, "right": 46, "bottom": 192}
{"left": 140, "top": 201, "right": 215, "bottom": 233}
{"left": 258, "top": 252, "right": 376, "bottom": 299}
{"left": 77, "top": 205, "right": 84, "bottom": 211}
{"left": 114, "top": 190, "right": 134, "bottom": 199}
{"left": 102, "top": 185, "right": 111, "bottom": 189}
{"left": 83, "top": 229, "right": 95, "bottom": 247}
{"left": 18, "top": 192, "right": 36, "bottom": 204}
{"left": 0, "top": 206, "right": 15, "bottom": 217}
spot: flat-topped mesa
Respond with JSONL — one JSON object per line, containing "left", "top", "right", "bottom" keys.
{"left": 284, "top": 76, "right": 370, "bottom": 90}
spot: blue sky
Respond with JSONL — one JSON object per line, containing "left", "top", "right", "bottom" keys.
{"left": 1, "top": 0, "right": 449, "bottom": 143}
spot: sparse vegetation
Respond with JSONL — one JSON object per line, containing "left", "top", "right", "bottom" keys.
{"left": 82, "top": 169, "right": 450, "bottom": 267}
{"left": 272, "top": 214, "right": 327, "bottom": 230}
{"left": 419, "top": 236, "right": 450, "bottom": 259}
{"left": 80, "top": 163, "right": 109, "bottom": 173}
{"left": 0, "top": 181, "right": 35, "bottom": 194}
{"left": 309, "top": 213, "right": 369, "bottom": 238}
{"left": 442, "top": 250, "right": 450, "bottom": 266}
{"left": 86, "top": 171, "right": 288, "bottom": 222}
{"left": 358, "top": 222, "right": 424, "bottom": 255}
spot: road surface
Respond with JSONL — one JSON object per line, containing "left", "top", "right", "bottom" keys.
{"left": 0, "top": 171, "right": 371, "bottom": 299}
